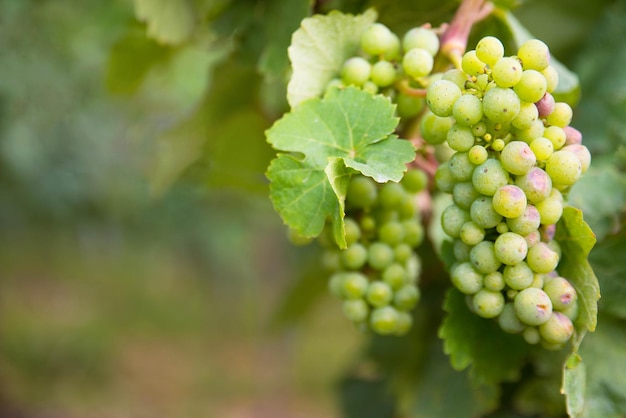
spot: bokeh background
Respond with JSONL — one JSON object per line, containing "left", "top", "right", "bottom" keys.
{"left": 0, "top": 0, "right": 623, "bottom": 417}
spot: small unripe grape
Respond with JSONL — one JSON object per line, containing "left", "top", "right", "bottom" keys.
{"left": 401, "top": 169, "right": 428, "bottom": 193}
{"left": 514, "top": 287, "right": 553, "bottom": 326}
{"left": 472, "top": 159, "right": 510, "bottom": 196}
{"left": 494, "top": 232, "right": 528, "bottom": 265}
{"left": 470, "top": 240, "right": 502, "bottom": 274}
{"left": 382, "top": 263, "right": 407, "bottom": 289}
{"left": 361, "top": 23, "right": 397, "bottom": 56}
{"left": 511, "top": 101, "right": 539, "bottom": 130}
{"left": 447, "top": 123, "right": 476, "bottom": 152}
{"left": 344, "top": 218, "right": 362, "bottom": 246}
{"left": 514, "top": 118, "right": 545, "bottom": 143}
{"left": 514, "top": 70, "right": 547, "bottom": 103}
{"left": 442, "top": 204, "right": 471, "bottom": 238}
{"left": 507, "top": 205, "right": 541, "bottom": 236}
{"left": 347, "top": 175, "right": 377, "bottom": 209}
{"left": 543, "top": 276, "right": 578, "bottom": 311}
{"left": 341, "top": 243, "right": 368, "bottom": 269}
{"left": 421, "top": 112, "right": 455, "bottom": 145}
{"left": 342, "top": 272, "right": 370, "bottom": 299}
{"left": 491, "top": 138, "right": 505, "bottom": 152}
{"left": 541, "top": 65, "right": 559, "bottom": 93}
{"left": 403, "top": 48, "right": 434, "bottom": 79}
{"left": 472, "top": 122, "right": 487, "bottom": 137}
{"left": 499, "top": 303, "right": 526, "bottom": 333}
{"left": 341, "top": 57, "right": 371, "bottom": 86}
{"left": 546, "top": 102, "right": 573, "bottom": 127}
{"left": 536, "top": 197, "right": 563, "bottom": 225}
{"left": 518, "top": 39, "right": 551, "bottom": 71}
{"left": 453, "top": 182, "right": 481, "bottom": 210}
{"left": 470, "top": 196, "right": 503, "bottom": 229}
{"left": 366, "top": 281, "right": 394, "bottom": 307}
{"left": 322, "top": 250, "right": 342, "bottom": 272}
{"left": 362, "top": 81, "right": 379, "bottom": 94}
{"left": 475, "top": 36, "right": 504, "bottom": 66}
{"left": 403, "top": 27, "right": 440, "bottom": 56}
{"left": 539, "top": 312, "right": 574, "bottom": 344}
{"left": 448, "top": 151, "right": 475, "bottom": 182}
{"left": 379, "top": 220, "right": 405, "bottom": 246}
{"left": 453, "top": 239, "right": 472, "bottom": 262}
{"left": 546, "top": 150, "right": 582, "bottom": 186}
{"left": 492, "top": 56, "right": 523, "bottom": 88}
{"left": 343, "top": 299, "right": 369, "bottom": 322}
{"left": 544, "top": 125, "right": 566, "bottom": 150}
{"left": 451, "top": 262, "right": 483, "bottom": 294}
{"left": 403, "top": 218, "right": 424, "bottom": 247}
{"left": 492, "top": 185, "right": 528, "bottom": 218}
{"left": 405, "top": 254, "right": 422, "bottom": 282}
{"left": 515, "top": 167, "right": 552, "bottom": 204}
{"left": 379, "top": 182, "right": 407, "bottom": 208}
{"left": 531, "top": 274, "right": 544, "bottom": 289}
{"left": 562, "top": 144, "right": 591, "bottom": 174}
{"left": 461, "top": 50, "right": 486, "bottom": 76}
{"left": 523, "top": 326, "right": 541, "bottom": 344}
{"left": 503, "top": 261, "right": 534, "bottom": 290}
{"left": 526, "top": 242, "right": 559, "bottom": 274}
{"left": 530, "top": 137, "right": 554, "bottom": 161}
{"left": 468, "top": 145, "right": 488, "bottom": 165}
{"left": 483, "top": 87, "right": 521, "bottom": 124}
{"left": 501, "top": 141, "right": 537, "bottom": 176}
{"left": 368, "top": 242, "right": 395, "bottom": 270}
{"left": 484, "top": 271, "right": 505, "bottom": 292}
{"left": 370, "top": 306, "right": 400, "bottom": 334}
{"left": 394, "top": 284, "right": 420, "bottom": 311}
{"left": 371, "top": 60, "right": 397, "bottom": 87}
{"left": 394, "top": 243, "right": 413, "bottom": 263}
{"left": 452, "top": 94, "right": 483, "bottom": 126}
{"left": 426, "top": 80, "right": 462, "bottom": 117}
{"left": 472, "top": 289, "right": 505, "bottom": 318}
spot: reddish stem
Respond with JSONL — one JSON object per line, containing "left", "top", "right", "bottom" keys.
{"left": 440, "top": 0, "right": 493, "bottom": 66}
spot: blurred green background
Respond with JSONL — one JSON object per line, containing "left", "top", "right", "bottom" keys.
{"left": 0, "top": 0, "right": 624, "bottom": 417}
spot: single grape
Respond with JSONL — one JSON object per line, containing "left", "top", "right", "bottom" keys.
{"left": 452, "top": 94, "right": 483, "bottom": 126}
{"left": 343, "top": 299, "right": 369, "bottom": 322}
{"left": 470, "top": 240, "right": 502, "bottom": 274}
{"left": 561, "top": 300, "right": 579, "bottom": 321}
{"left": 382, "top": 263, "right": 407, "bottom": 289}
{"left": 536, "top": 197, "right": 563, "bottom": 225}
{"left": 499, "top": 303, "right": 526, "bottom": 333}
{"left": 546, "top": 102, "right": 573, "bottom": 127}
{"left": 442, "top": 204, "right": 471, "bottom": 238}
{"left": 494, "top": 232, "right": 528, "bottom": 265}
{"left": 475, "top": 36, "right": 504, "bottom": 66}
{"left": 362, "top": 81, "right": 379, "bottom": 94}
{"left": 402, "top": 218, "right": 425, "bottom": 247}
{"left": 472, "top": 289, "right": 505, "bottom": 318}
{"left": 513, "top": 70, "right": 547, "bottom": 103}
{"left": 496, "top": 222, "right": 509, "bottom": 234}
{"left": 523, "top": 327, "right": 541, "bottom": 344}
{"left": 543, "top": 276, "right": 578, "bottom": 311}
{"left": 524, "top": 230, "right": 541, "bottom": 248}
{"left": 328, "top": 272, "right": 346, "bottom": 298}
{"left": 514, "top": 118, "right": 545, "bottom": 143}
{"left": 401, "top": 169, "right": 428, "bottom": 193}
{"left": 366, "top": 281, "right": 394, "bottom": 307}
{"left": 539, "top": 312, "right": 574, "bottom": 344}
{"left": 322, "top": 250, "right": 342, "bottom": 272}
{"left": 544, "top": 125, "right": 566, "bottom": 150}
{"left": 377, "top": 220, "right": 404, "bottom": 246}
{"left": 447, "top": 123, "right": 476, "bottom": 152}
{"left": 451, "top": 261, "right": 484, "bottom": 294}
{"left": 562, "top": 144, "right": 591, "bottom": 173}
{"left": 370, "top": 306, "right": 400, "bottom": 334}
{"left": 470, "top": 196, "right": 504, "bottom": 229}
{"left": 515, "top": 167, "right": 552, "bottom": 204}
{"left": 482, "top": 87, "right": 521, "bottom": 123}
{"left": 394, "top": 243, "right": 413, "bottom": 263}
{"left": 448, "top": 151, "right": 476, "bottom": 182}
{"left": 530, "top": 137, "right": 554, "bottom": 161}
{"left": 535, "top": 92, "right": 555, "bottom": 118}
{"left": 435, "top": 162, "right": 455, "bottom": 193}
{"left": 472, "top": 158, "right": 510, "bottom": 196}
{"left": 514, "top": 287, "right": 553, "bottom": 326}
{"left": 461, "top": 50, "right": 486, "bottom": 76}
{"left": 421, "top": 111, "right": 455, "bottom": 145}
{"left": 368, "top": 241, "right": 395, "bottom": 270}
{"left": 405, "top": 254, "right": 422, "bottom": 282}
{"left": 398, "top": 195, "right": 418, "bottom": 219}
{"left": 361, "top": 23, "right": 397, "bottom": 56}
{"left": 370, "top": 60, "right": 397, "bottom": 87}
{"left": 526, "top": 242, "right": 559, "bottom": 274}
{"left": 507, "top": 204, "right": 541, "bottom": 236}
{"left": 442, "top": 68, "right": 468, "bottom": 90}
{"left": 379, "top": 182, "right": 407, "bottom": 208}
{"left": 503, "top": 261, "right": 535, "bottom": 290}
{"left": 563, "top": 126, "right": 583, "bottom": 146}
{"left": 426, "top": 79, "right": 462, "bottom": 117}
{"left": 403, "top": 27, "right": 440, "bottom": 56}
{"left": 492, "top": 185, "right": 528, "bottom": 219}
{"left": 403, "top": 48, "right": 434, "bottom": 79}
{"left": 342, "top": 272, "right": 370, "bottom": 299}
{"left": 500, "top": 141, "right": 537, "bottom": 176}
{"left": 541, "top": 65, "right": 559, "bottom": 93}
{"left": 492, "top": 56, "right": 523, "bottom": 88}
{"left": 453, "top": 239, "right": 472, "bottom": 262}
{"left": 472, "top": 122, "right": 487, "bottom": 137}
{"left": 468, "top": 145, "right": 488, "bottom": 165}
{"left": 491, "top": 138, "right": 505, "bottom": 152}
{"left": 484, "top": 271, "right": 505, "bottom": 292}
{"left": 460, "top": 221, "right": 486, "bottom": 246}
{"left": 341, "top": 57, "right": 371, "bottom": 86}
{"left": 517, "top": 39, "right": 550, "bottom": 71}
{"left": 511, "top": 101, "right": 539, "bottom": 130}
{"left": 453, "top": 182, "right": 481, "bottom": 210}
{"left": 347, "top": 175, "right": 377, "bottom": 209}
{"left": 396, "top": 94, "right": 425, "bottom": 119}
{"left": 546, "top": 150, "right": 582, "bottom": 186}
{"left": 341, "top": 243, "right": 368, "bottom": 269}
{"left": 344, "top": 217, "right": 362, "bottom": 246}
{"left": 394, "top": 284, "right": 420, "bottom": 311}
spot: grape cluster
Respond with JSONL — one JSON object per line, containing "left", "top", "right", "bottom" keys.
{"left": 429, "top": 37, "right": 590, "bottom": 349}
{"left": 327, "top": 23, "right": 439, "bottom": 118}
{"left": 320, "top": 169, "right": 428, "bottom": 335}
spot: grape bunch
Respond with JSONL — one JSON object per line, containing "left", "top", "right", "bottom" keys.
{"left": 429, "top": 36, "right": 590, "bottom": 349}
{"left": 327, "top": 23, "right": 439, "bottom": 118}
{"left": 319, "top": 169, "right": 428, "bottom": 335}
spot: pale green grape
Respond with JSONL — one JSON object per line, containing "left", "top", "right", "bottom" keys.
{"left": 403, "top": 27, "right": 440, "bottom": 56}
{"left": 361, "top": 23, "right": 397, "bottom": 56}
{"left": 498, "top": 303, "right": 526, "bottom": 333}
{"left": 503, "top": 261, "right": 534, "bottom": 290}
{"left": 426, "top": 79, "right": 462, "bottom": 117}
{"left": 451, "top": 262, "right": 483, "bottom": 294}
{"left": 442, "top": 68, "right": 468, "bottom": 90}
{"left": 506, "top": 204, "right": 541, "bottom": 236}
{"left": 368, "top": 242, "right": 395, "bottom": 270}
{"left": 494, "top": 232, "right": 528, "bottom": 265}
{"left": 362, "top": 81, "right": 379, "bottom": 94}
{"left": 546, "top": 150, "right": 582, "bottom": 186}
{"left": 493, "top": 185, "right": 528, "bottom": 218}
{"left": 536, "top": 197, "right": 563, "bottom": 225}
{"left": 382, "top": 263, "right": 407, "bottom": 289}
{"left": 435, "top": 162, "right": 455, "bottom": 193}
{"left": 402, "top": 218, "right": 424, "bottom": 247}
{"left": 539, "top": 312, "right": 573, "bottom": 344}
{"left": 543, "top": 276, "right": 578, "bottom": 311}
{"left": 347, "top": 175, "right": 377, "bottom": 209}
{"left": 517, "top": 39, "right": 551, "bottom": 71}
{"left": 484, "top": 271, "right": 505, "bottom": 292}
{"left": 511, "top": 101, "right": 539, "bottom": 130}
{"left": 341, "top": 243, "right": 368, "bottom": 269}
{"left": 366, "top": 281, "right": 393, "bottom": 307}
{"left": 454, "top": 239, "right": 471, "bottom": 262}
{"left": 461, "top": 50, "right": 486, "bottom": 76}
{"left": 403, "top": 48, "right": 434, "bottom": 79}
{"left": 379, "top": 182, "right": 407, "bottom": 208}
{"left": 452, "top": 94, "right": 483, "bottom": 126}
{"left": 541, "top": 65, "right": 559, "bottom": 93}
{"left": 472, "top": 122, "right": 487, "bottom": 137}
{"left": 492, "top": 56, "right": 523, "bottom": 88}
{"left": 472, "top": 289, "right": 505, "bottom": 318}
{"left": 328, "top": 272, "right": 346, "bottom": 298}
{"left": 447, "top": 123, "right": 476, "bottom": 152}
{"left": 526, "top": 242, "right": 559, "bottom": 274}
{"left": 448, "top": 151, "right": 475, "bottom": 182}
{"left": 470, "top": 240, "right": 502, "bottom": 274}
{"left": 544, "top": 125, "right": 566, "bottom": 150}
{"left": 379, "top": 220, "right": 405, "bottom": 246}
{"left": 515, "top": 167, "right": 552, "bottom": 204}
{"left": 530, "top": 137, "right": 554, "bottom": 161}
{"left": 546, "top": 102, "right": 573, "bottom": 127}
{"left": 394, "top": 284, "right": 420, "bottom": 310}
{"left": 396, "top": 94, "right": 425, "bottom": 119}
{"left": 523, "top": 327, "right": 541, "bottom": 344}
{"left": 370, "top": 306, "right": 400, "bottom": 334}
{"left": 345, "top": 217, "right": 362, "bottom": 246}
{"left": 496, "top": 222, "right": 509, "bottom": 234}
{"left": 470, "top": 196, "right": 503, "bottom": 229}
{"left": 472, "top": 158, "right": 510, "bottom": 196}
{"left": 514, "top": 119, "right": 545, "bottom": 143}
{"left": 513, "top": 70, "right": 547, "bottom": 103}
{"left": 482, "top": 87, "right": 521, "bottom": 123}
{"left": 500, "top": 141, "right": 537, "bottom": 176}
{"left": 343, "top": 299, "right": 369, "bottom": 322}
{"left": 453, "top": 182, "right": 481, "bottom": 210}
{"left": 562, "top": 144, "right": 591, "bottom": 173}
{"left": 460, "top": 221, "right": 485, "bottom": 246}
{"left": 342, "top": 272, "right": 370, "bottom": 299}
{"left": 394, "top": 244, "right": 413, "bottom": 263}
{"left": 394, "top": 312, "right": 413, "bottom": 336}
{"left": 491, "top": 139, "right": 505, "bottom": 152}
{"left": 475, "top": 36, "right": 504, "bottom": 66}
{"left": 421, "top": 111, "right": 455, "bottom": 145}
{"left": 401, "top": 169, "right": 428, "bottom": 193}
{"left": 341, "top": 57, "right": 372, "bottom": 86}
{"left": 371, "top": 60, "right": 397, "bottom": 87}
{"left": 514, "top": 287, "right": 553, "bottom": 326}
{"left": 468, "top": 145, "right": 488, "bottom": 165}
{"left": 442, "top": 204, "right": 471, "bottom": 238}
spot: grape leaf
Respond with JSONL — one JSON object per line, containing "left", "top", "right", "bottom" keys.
{"left": 562, "top": 353, "right": 586, "bottom": 418}
{"left": 134, "top": 0, "right": 195, "bottom": 46}
{"left": 266, "top": 87, "right": 415, "bottom": 246}
{"left": 287, "top": 9, "right": 377, "bottom": 108}
{"left": 555, "top": 207, "right": 600, "bottom": 335}
{"left": 439, "top": 288, "right": 530, "bottom": 385}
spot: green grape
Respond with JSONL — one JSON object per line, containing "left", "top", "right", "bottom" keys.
{"left": 342, "top": 272, "right": 370, "bottom": 299}
{"left": 362, "top": 81, "right": 379, "bottom": 94}
{"left": 511, "top": 101, "right": 539, "bottom": 130}
{"left": 398, "top": 196, "right": 418, "bottom": 219}
{"left": 379, "top": 182, "right": 407, "bottom": 208}
{"left": 531, "top": 273, "right": 545, "bottom": 289}
{"left": 500, "top": 141, "right": 537, "bottom": 176}
{"left": 322, "top": 250, "right": 342, "bottom": 272}
{"left": 451, "top": 262, "right": 484, "bottom": 294}
{"left": 343, "top": 299, "right": 369, "bottom": 322}
{"left": 472, "top": 289, "right": 505, "bottom": 318}
{"left": 435, "top": 162, "right": 455, "bottom": 193}
{"left": 360, "top": 214, "right": 377, "bottom": 236}
{"left": 395, "top": 312, "right": 413, "bottom": 336}
{"left": 396, "top": 93, "right": 425, "bottom": 119}
{"left": 341, "top": 57, "right": 371, "bottom": 86}
{"left": 494, "top": 232, "right": 528, "bottom": 265}
{"left": 453, "top": 182, "right": 481, "bottom": 210}
{"left": 325, "top": 78, "right": 345, "bottom": 93}
{"left": 541, "top": 65, "right": 559, "bottom": 93}
{"left": 379, "top": 220, "right": 405, "bottom": 246}
{"left": 514, "top": 287, "right": 553, "bottom": 326}
{"left": 524, "top": 230, "right": 541, "bottom": 248}
{"left": 361, "top": 23, "right": 397, "bottom": 56}
{"left": 394, "top": 243, "right": 413, "bottom": 263}
{"left": 496, "top": 222, "right": 509, "bottom": 234}
{"left": 513, "top": 70, "right": 547, "bottom": 103}
{"left": 460, "top": 221, "right": 485, "bottom": 246}
{"left": 383, "top": 33, "right": 402, "bottom": 61}
{"left": 475, "top": 36, "right": 504, "bottom": 66}
{"left": 347, "top": 175, "right": 377, "bottom": 209}
{"left": 482, "top": 87, "right": 521, "bottom": 123}
{"left": 426, "top": 80, "right": 462, "bottom": 117}
{"left": 545, "top": 150, "right": 582, "bottom": 186}
{"left": 382, "top": 263, "right": 407, "bottom": 289}
{"left": 492, "top": 56, "right": 523, "bottom": 88}
{"left": 368, "top": 241, "right": 395, "bottom": 270}
{"left": 491, "top": 138, "right": 505, "bottom": 152}
{"left": 543, "top": 276, "right": 578, "bottom": 311}
{"left": 515, "top": 167, "right": 552, "bottom": 204}
{"left": 405, "top": 254, "right": 422, "bottom": 282}
{"left": 366, "top": 281, "right": 394, "bottom": 307}
{"left": 394, "top": 284, "right": 420, "bottom": 311}
{"left": 447, "top": 123, "right": 476, "bottom": 152}
{"left": 523, "top": 327, "right": 541, "bottom": 344}
{"left": 469, "top": 240, "right": 502, "bottom": 274}
{"left": 448, "top": 151, "right": 475, "bottom": 182}
{"left": 328, "top": 272, "right": 347, "bottom": 298}
{"left": 344, "top": 218, "right": 362, "bottom": 246}
{"left": 492, "top": 185, "right": 528, "bottom": 218}
{"left": 539, "top": 312, "right": 574, "bottom": 344}
{"left": 517, "top": 39, "right": 550, "bottom": 71}
{"left": 498, "top": 303, "right": 526, "bottom": 333}
{"left": 461, "top": 50, "right": 486, "bottom": 76}
{"left": 470, "top": 196, "right": 503, "bottom": 229}
{"left": 526, "top": 242, "right": 559, "bottom": 274}
{"left": 530, "top": 137, "right": 554, "bottom": 161}
{"left": 546, "top": 102, "right": 573, "bottom": 127}
{"left": 561, "top": 300, "right": 579, "bottom": 321}
{"left": 472, "top": 121, "right": 487, "bottom": 137}
{"left": 288, "top": 228, "right": 313, "bottom": 246}
{"left": 370, "top": 306, "right": 400, "bottom": 334}
{"left": 562, "top": 144, "right": 591, "bottom": 173}
{"left": 503, "top": 261, "right": 534, "bottom": 290}
{"left": 443, "top": 68, "right": 468, "bottom": 90}
{"left": 341, "top": 243, "right": 368, "bottom": 269}
{"left": 506, "top": 204, "right": 541, "bottom": 236}
{"left": 442, "top": 204, "right": 471, "bottom": 238}
{"left": 472, "top": 155, "right": 511, "bottom": 196}
{"left": 468, "top": 145, "right": 488, "bottom": 165}
{"left": 402, "top": 218, "right": 424, "bottom": 247}
{"left": 484, "top": 271, "right": 505, "bottom": 292}
{"left": 401, "top": 169, "right": 428, "bottom": 193}
{"left": 452, "top": 94, "right": 483, "bottom": 126}
{"left": 403, "top": 27, "right": 440, "bottom": 56}
{"left": 453, "top": 239, "right": 471, "bottom": 262}
{"left": 536, "top": 197, "right": 563, "bottom": 225}
{"left": 421, "top": 111, "right": 455, "bottom": 145}
{"left": 370, "top": 60, "right": 397, "bottom": 87}
{"left": 514, "top": 118, "right": 545, "bottom": 143}
{"left": 403, "top": 48, "right": 434, "bottom": 79}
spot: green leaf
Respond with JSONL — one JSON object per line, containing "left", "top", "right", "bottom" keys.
{"left": 588, "top": 231, "right": 626, "bottom": 320}
{"left": 266, "top": 87, "right": 414, "bottom": 245}
{"left": 555, "top": 207, "right": 600, "bottom": 334}
{"left": 287, "top": 9, "right": 377, "bottom": 108}
{"left": 563, "top": 353, "right": 586, "bottom": 418}
{"left": 439, "top": 288, "right": 529, "bottom": 385}
{"left": 134, "top": 0, "right": 196, "bottom": 45}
